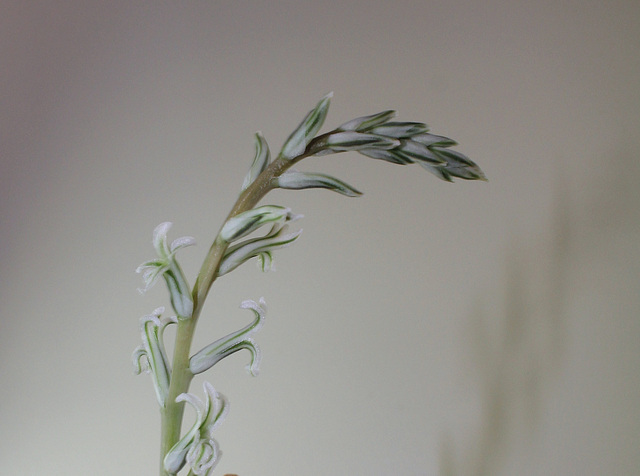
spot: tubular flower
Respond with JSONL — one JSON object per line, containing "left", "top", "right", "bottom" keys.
{"left": 163, "top": 382, "right": 229, "bottom": 475}
{"left": 132, "top": 307, "right": 177, "bottom": 408}
{"left": 190, "top": 298, "right": 267, "bottom": 376}
{"left": 136, "top": 222, "right": 195, "bottom": 318}
{"left": 218, "top": 214, "right": 302, "bottom": 276}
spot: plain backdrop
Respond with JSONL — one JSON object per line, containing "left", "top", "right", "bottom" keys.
{"left": 2, "top": 1, "right": 639, "bottom": 475}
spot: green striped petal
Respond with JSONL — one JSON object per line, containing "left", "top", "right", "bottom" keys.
{"left": 357, "top": 147, "right": 414, "bottom": 165}
{"left": 367, "top": 121, "right": 429, "bottom": 138}
{"left": 411, "top": 132, "right": 458, "bottom": 148}
{"left": 164, "top": 382, "right": 228, "bottom": 474}
{"left": 218, "top": 225, "right": 302, "bottom": 276}
{"left": 190, "top": 298, "right": 266, "bottom": 376}
{"left": 426, "top": 148, "right": 488, "bottom": 181}
{"left": 337, "top": 110, "right": 396, "bottom": 131}
{"left": 242, "top": 132, "right": 271, "bottom": 191}
{"left": 396, "top": 139, "right": 446, "bottom": 165}
{"left": 279, "top": 92, "right": 332, "bottom": 160}
{"left": 136, "top": 222, "right": 195, "bottom": 318}
{"left": 274, "top": 170, "right": 362, "bottom": 197}
{"left": 314, "top": 131, "right": 400, "bottom": 153}
{"left": 132, "top": 308, "right": 177, "bottom": 408}
{"left": 220, "top": 206, "right": 295, "bottom": 243}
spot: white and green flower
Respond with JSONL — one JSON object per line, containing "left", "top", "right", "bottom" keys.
{"left": 273, "top": 170, "right": 362, "bottom": 197}
{"left": 218, "top": 214, "right": 302, "bottom": 276}
{"left": 220, "top": 206, "right": 297, "bottom": 243}
{"left": 136, "top": 222, "right": 195, "bottom": 318}
{"left": 242, "top": 131, "right": 271, "bottom": 191}
{"left": 278, "top": 92, "right": 332, "bottom": 160}
{"left": 132, "top": 307, "right": 177, "bottom": 408}
{"left": 163, "top": 382, "right": 229, "bottom": 475}
{"left": 190, "top": 298, "right": 267, "bottom": 376}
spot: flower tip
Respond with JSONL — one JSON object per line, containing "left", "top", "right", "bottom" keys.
{"left": 170, "top": 236, "right": 197, "bottom": 253}
{"left": 154, "top": 221, "right": 173, "bottom": 235}
{"left": 152, "top": 306, "right": 165, "bottom": 316}
{"left": 246, "top": 363, "right": 260, "bottom": 376}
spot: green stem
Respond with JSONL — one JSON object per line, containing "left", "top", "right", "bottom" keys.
{"left": 157, "top": 153, "right": 304, "bottom": 475}
{"left": 159, "top": 315, "right": 197, "bottom": 475}
{"left": 194, "top": 154, "right": 301, "bottom": 307}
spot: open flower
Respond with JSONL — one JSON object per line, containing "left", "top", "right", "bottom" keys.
{"left": 218, "top": 215, "right": 302, "bottom": 276}
{"left": 136, "top": 222, "right": 195, "bottom": 318}
{"left": 190, "top": 298, "right": 267, "bottom": 376}
{"left": 163, "top": 382, "right": 229, "bottom": 475}
{"left": 132, "top": 307, "right": 177, "bottom": 407}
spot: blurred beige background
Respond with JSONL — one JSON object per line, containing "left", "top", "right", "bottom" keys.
{"left": 2, "top": 1, "right": 639, "bottom": 475}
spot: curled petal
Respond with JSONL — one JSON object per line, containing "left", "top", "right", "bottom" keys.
{"left": 137, "top": 223, "right": 195, "bottom": 315}
{"left": 164, "top": 382, "right": 228, "bottom": 474}
{"left": 190, "top": 298, "right": 266, "bottom": 376}
{"left": 191, "top": 341, "right": 262, "bottom": 376}
{"left": 164, "top": 393, "right": 206, "bottom": 473}
{"left": 136, "top": 262, "right": 167, "bottom": 293}
{"left": 187, "top": 439, "right": 219, "bottom": 475}
{"left": 218, "top": 226, "right": 303, "bottom": 276}
{"left": 201, "top": 381, "right": 229, "bottom": 436}
{"left": 135, "top": 308, "right": 176, "bottom": 408}
{"left": 132, "top": 345, "right": 149, "bottom": 374}
{"left": 152, "top": 222, "right": 173, "bottom": 259}
{"left": 170, "top": 236, "right": 196, "bottom": 253}
{"left": 256, "top": 251, "right": 275, "bottom": 272}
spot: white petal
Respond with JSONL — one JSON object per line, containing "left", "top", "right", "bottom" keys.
{"left": 170, "top": 236, "right": 196, "bottom": 253}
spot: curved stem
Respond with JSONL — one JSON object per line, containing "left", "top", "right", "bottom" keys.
{"left": 194, "top": 154, "right": 303, "bottom": 307}
{"left": 158, "top": 152, "right": 306, "bottom": 474}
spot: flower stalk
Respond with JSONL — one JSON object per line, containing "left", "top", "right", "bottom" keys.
{"left": 134, "top": 93, "right": 486, "bottom": 475}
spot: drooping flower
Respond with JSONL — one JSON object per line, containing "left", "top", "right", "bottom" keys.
{"left": 136, "top": 222, "right": 195, "bottom": 318}
{"left": 132, "top": 307, "right": 177, "bottom": 407}
{"left": 163, "top": 382, "right": 229, "bottom": 475}
{"left": 218, "top": 214, "right": 302, "bottom": 276}
{"left": 190, "top": 298, "right": 267, "bottom": 376}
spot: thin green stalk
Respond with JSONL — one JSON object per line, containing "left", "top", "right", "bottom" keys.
{"left": 194, "top": 154, "right": 303, "bottom": 307}
{"left": 159, "top": 315, "right": 197, "bottom": 475}
{"left": 158, "top": 154, "right": 302, "bottom": 474}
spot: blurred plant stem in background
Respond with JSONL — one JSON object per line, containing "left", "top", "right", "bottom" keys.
{"left": 440, "top": 186, "right": 572, "bottom": 476}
